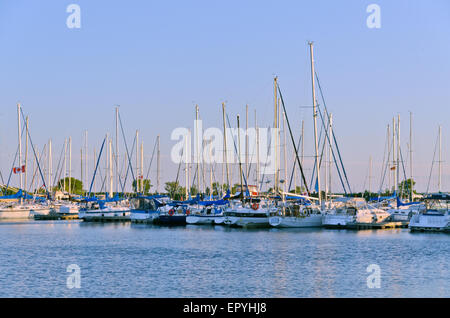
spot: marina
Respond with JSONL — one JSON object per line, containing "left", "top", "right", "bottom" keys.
{"left": 0, "top": 1, "right": 449, "bottom": 301}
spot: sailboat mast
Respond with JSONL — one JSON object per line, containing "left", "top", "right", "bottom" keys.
{"left": 392, "top": 117, "right": 396, "bottom": 194}
{"left": 409, "top": 112, "right": 413, "bottom": 201}
{"left": 64, "top": 138, "right": 67, "bottom": 192}
{"left": 309, "top": 42, "right": 321, "bottom": 205}
{"left": 195, "top": 105, "right": 200, "bottom": 194}
{"left": 115, "top": 106, "right": 119, "bottom": 195}
{"left": 237, "top": 115, "right": 244, "bottom": 198}
{"left": 140, "top": 139, "right": 144, "bottom": 194}
{"left": 85, "top": 130, "right": 88, "bottom": 195}
{"left": 245, "top": 104, "right": 249, "bottom": 180}
{"left": 135, "top": 130, "right": 139, "bottom": 193}
{"left": 222, "top": 103, "right": 230, "bottom": 189}
{"left": 283, "top": 110, "right": 287, "bottom": 193}
{"left": 17, "top": 103, "right": 23, "bottom": 195}
{"left": 25, "top": 116, "right": 28, "bottom": 192}
{"left": 109, "top": 138, "right": 113, "bottom": 197}
{"left": 157, "top": 135, "right": 160, "bottom": 194}
{"left": 397, "top": 115, "right": 400, "bottom": 196}
{"left": 185, "top": 135, "right": 189, "bottom": 199}
{"left": 301, "top": 119, "right": 304, "bottom": 191}
{"left": 439, "top": 125, "right": 442, "bottom": 192}
{"left": 255, "top": 109, "right": 260, "bottom": 193}
{"left": 328, "top": 114, "right": 333, "bottom": 199}
{"left": 48, "top": 139, "right": 52, "bottom": 194}
{"left": 69, "top": 137, "right": 72, "bottom": 194}
{"left": 273, "top": 77, "right": 278, "bottom": 194}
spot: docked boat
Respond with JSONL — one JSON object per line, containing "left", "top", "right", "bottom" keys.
{"left": 79, "top": 198, "right": 131, "bottom": 222}
{"left": 322, "top": 197, "right": 391, "bottom": 228}
{"left": 269, "top": 204, "right": 323, "bottom": 228}
{"left": 0, "top": 203, "right": 32, "bottom": 219}
{"left": 409, "top": 193, "right": 450, "bottom": 232}
{"left": 130, "top": 195, "right": 169, "bottom": 223}
{"left": 186, "top": 197, "right": 229, "bottom": 225}
{"left": 223, "top": 200, "right": 278, "bottom": 228}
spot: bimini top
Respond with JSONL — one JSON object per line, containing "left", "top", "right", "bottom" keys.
{"left": 424, "top": 192, "right": 450, "bottom": 201}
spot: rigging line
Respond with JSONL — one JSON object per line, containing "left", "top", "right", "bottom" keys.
{"left": 316, "top": 106, "right": 347, "bottom": 194}
{"left": 118, "top": 112, "right": 136, "bottom": 190}
{"left": 277, "top": 84, "right": 310, "bottom": 194}
{"left": 144, "top": 137, "right": 158, "bottom": 181}
{"left": 122, "top": 134, "right": 136, "bottom": 193}
{"left": 109, "top": 143, "right": 125, "bottom": 195}
{"left": 315, "top": 72, "right": 352, "bottom": 193}
{"left": 225, "top": 113, "right": 249, "bottom": 195}
{"left": 399, "top": 146, "right": 410, "bottom": 198}
{"left": 3, "top": 122, "right": 26, "bottom": 195}
{"left": 425, "top": 132, "right": 439, "bottom": 195}
{"left": 287, "top": 134, "right": 302, "bottom": 192}
{"left": 52, "top": 142, "right": 65, "bottom": 190}
{"left": 378, "top": 128, "right": 391, "bottom": 195}
{"left": 29, "top": 144, "right": 47, "bottom": 195}
{"left": 19, "top": 108, "right": 48, "bottom": 196}
{"left": 88, "top": 136, "right": 106, "bottom": 196}
{"left": 259, "top": 126, "right": 273, "bottom": 193}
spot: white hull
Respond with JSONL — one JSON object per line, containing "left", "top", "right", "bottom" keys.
{"left": 269, "top": 215, "right": 323, "bottom": 228}
{"left": 409, "top": 213, "right": 450, "bottom": 232}
{"left": 322, "top": 214, "right": 353, "bottom": 228}
{"left": 80, "top": 207, "right": 131, "bottom": 221}
{"left": 223, "top": 216, "right": 270, "bottom": 228}
{"left": 30, "top": 208, "right": 51, "bottom": 216}
{"left": 130, "top": 210, "right": 159, "bottom": 222}
{"left": 186, "top": 215, "right": 219, "bottom": 225}
{"left": 0, "top": 209, "right": 31, "bottom": 219}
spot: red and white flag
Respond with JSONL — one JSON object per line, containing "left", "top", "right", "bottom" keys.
{"left": 13, "top": 165, "right": 26, "bottom": 174}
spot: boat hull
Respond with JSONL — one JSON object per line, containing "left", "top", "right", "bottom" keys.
{"left": 409, "top": 213, "right": 450, "bottom": 232}
{"left": 155, "top": 215, "right": 186, "bottom": 225}
{"left": 269, "top": 215, "right": 323, "bottom": 228}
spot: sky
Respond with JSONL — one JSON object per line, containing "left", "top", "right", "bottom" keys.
{"left": 0, "top": 0, "right": 449, "bottom": 194}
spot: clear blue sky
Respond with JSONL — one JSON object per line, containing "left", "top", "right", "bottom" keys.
{"left": 0, "top": 0, "right": 449, "bottom": 193}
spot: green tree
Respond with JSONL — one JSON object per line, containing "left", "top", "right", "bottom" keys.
{"left": 165, "top": 181, "right": 185, "bottom": 200}
{"left": 55, "top": 177, "right": 83, "bottom": 195}
{"left": 398, "top": 178, "right": 416, "bottom": 198}
{"left": 132, "top": 179, "right": 152, "bottom": 194}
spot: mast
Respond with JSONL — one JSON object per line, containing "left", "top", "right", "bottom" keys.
{"left": 185, "top": 135, "right": 189, "bottom": 199}
{"left": 397, "top": 115, "right": 400, "bottom": 197}
{"left": 64, "top": 138, "right": 67, "bottom": 192}
{"left": 245, "top": 104, "right": 249, "bottom": 180}
{"left": 237, "top": 115, "right": 244, "bottom": 199}
{"left": 309, "top": 41, "right": 321, "bottom": 205}
{"left": 25, "top": 116, "right": 28, "bottom": 192}
{"left": 115, "top": 107, "right": 119, "bottom": 194}
{"left": 195, "top": 105, "right": 200, "bottom": 194}
{"left": 69, "top": 137, "right": 72, "bottom": 194}
{"left": 80, "top": 148, "right": 83, "bottom": 194}
{"left": 209, "top": 137, "right": 213, "bottom": 198}
{"left": 369, "top": 155, "right": 372, "bottom": 195}
{"left": 392, "top": 117, "right": 396, "bottom": 194}
{"left": 17, "top": 103, "right": 23, "bottom": 196}
{"left": 282, "top": 110, "right": 288, "bottom": 193}
{"left": 140, "top": 139, "right": 144, "bottom": 194}
{"left": 409, "top": 112, "right": 413, "bottom": 201}
{"left": 109, "top": 138, "right": 113, "bottom": 197}
{"left": 48, "top": 139, "right": 52, "bottom": 194}
{"left": 328, "top": 114, "right": 333, "bottom": 200}
{"left": 93, "top": 148, "right": 96, "bottom": 194}
{"left": 157, "top": 135, "right": 160, "bottom": 194}
{"left": 255, "top": 109, "right": 260, "bottom": 193}
{"left": 135, "top": 130, "right": 139, "bottom": 193}
{"left": 85, "top": 130, "right": 88, "bottom": 195}
{"left": 301, "top": 119, "right": 304, "bottom": 192}
{"left": 387, "top": 124, "right": 391, "bottom": 192}
{"left": 222, "top": 103, "right": 230, "bottom": 189}
{"left": 439, "top": 125, "right": 442, "bottom": 192}
{"left": 274, "top": 77, "right": 279, "bottom": 194}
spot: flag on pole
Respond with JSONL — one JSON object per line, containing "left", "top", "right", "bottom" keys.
{"left": 13, "top": 165, "right": 26, "bottom": 174}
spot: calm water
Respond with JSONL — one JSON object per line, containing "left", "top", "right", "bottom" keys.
{"left": 0, "top": 220, "right": 448, "bottom": 298}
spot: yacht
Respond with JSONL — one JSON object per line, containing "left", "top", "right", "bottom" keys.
{"left": 269, "top": 203, "right": 323, "bottom": 228}
{"left": 409, "top": 193, "right": 450, "bottom": 232}
{"left": 79, "top": 199, "right": 131, "bottom": 222}
{"left": 223, "top": 199, "right": 278, "bottom": 228}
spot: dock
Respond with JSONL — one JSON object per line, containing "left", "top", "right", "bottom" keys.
{"left": 34, "top": 213, "right": 79, "bottom": 221}
{"left": 346, "top": 221, "right": 409, "bottom": 230}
